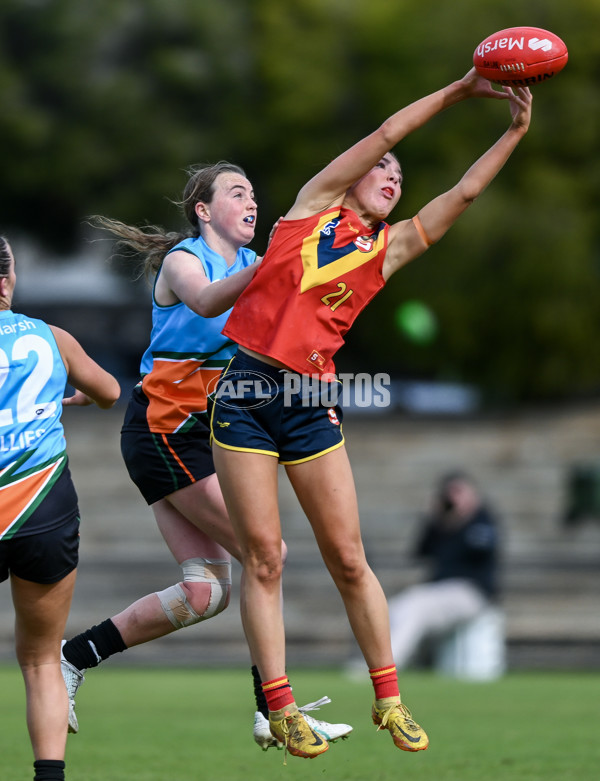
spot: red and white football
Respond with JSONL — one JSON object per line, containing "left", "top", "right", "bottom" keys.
{"left": 473, "top": 27, "right": 568, "bottom": 86}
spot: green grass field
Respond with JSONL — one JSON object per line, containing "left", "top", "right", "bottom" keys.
{"left": 1, "top": 665, "right": 598, "bottom": 780}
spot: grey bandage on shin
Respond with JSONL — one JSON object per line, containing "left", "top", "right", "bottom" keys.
{"left": 156, "top": 558, "right": 232, "bottom": 629}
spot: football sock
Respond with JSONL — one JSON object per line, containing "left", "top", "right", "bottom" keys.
{"left": 33, "top": 759, "right": 65, "bottom": 780}
{"left": 262, "top": 676, "right": 294, "bottom": 712}
{"left": 369, "top": 664, "right": 399, "bottom": 700}
{"left": 252, "top": 665, "right": 269, "bottom": 717}
{"left": 62, "top": 619, "right": 127, "bottom": 670}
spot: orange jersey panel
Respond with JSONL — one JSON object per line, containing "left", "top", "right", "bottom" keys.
{"left": 0, "top": 458, "right": 63, "bottom": 540}
{"left": 141, "top": 359, "right": 223, "bottom": 433}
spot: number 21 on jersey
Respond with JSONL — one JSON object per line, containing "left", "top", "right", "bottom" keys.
{"left": 321, "top": 281, "right": 354, "bottom": 312}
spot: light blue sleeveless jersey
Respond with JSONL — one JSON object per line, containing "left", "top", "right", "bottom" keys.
{"left": 138, "top": 236, "right": 256, "bottom": 432}
{"left": 0, "top": 311, "right": 68, "bottom": 539}
{"left": 140, "top": 236, "right": 256, "bottom": 375}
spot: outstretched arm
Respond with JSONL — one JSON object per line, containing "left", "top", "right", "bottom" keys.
{"left": 382, "top": 84, "right": 532, "bottom": 279}
{"left": 288, "top": 68, "right": 512, "bottom": 219}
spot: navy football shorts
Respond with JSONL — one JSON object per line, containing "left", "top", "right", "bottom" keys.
{"left": 0, "top": 512, "right": 80, "bottom": 584}
{"left": 121, "top": 385, "right": 215, "bottom": 505}
{"left": 211, "top": 351, "right": 344, "bottom": 464}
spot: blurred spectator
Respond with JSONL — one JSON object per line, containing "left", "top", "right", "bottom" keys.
{"left": 562, "top": 461, "right": 600, "bottom": 525}
{"left": 388, "top": 471, "right": 501, "bottom": 670}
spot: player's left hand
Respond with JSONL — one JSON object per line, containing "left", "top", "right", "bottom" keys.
{"left": 62, "top": 389, "right": 94, "bottom": 407}
{"left": 504, "top": 84, "right": 533, "bottom": 130}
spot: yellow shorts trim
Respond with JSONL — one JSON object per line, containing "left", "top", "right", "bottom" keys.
{"left": 212, "top": 435, "right": 279, "bottom": 458}
{"left": 279, "top": 436, "right": 345, "bottom": 465}
{"left": 212, "top": 433, "right": 345, "bottom": 464}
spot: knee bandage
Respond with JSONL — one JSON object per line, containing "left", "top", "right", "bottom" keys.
{"left": 156, "top": 557, "right": 231, "bottom": 629}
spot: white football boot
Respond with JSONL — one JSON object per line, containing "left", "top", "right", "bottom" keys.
{"left": 253, "top": 696, "right": 353, "bottom": 750}
{"left": 60, "top": 640, "right": 86, "bottom": 734}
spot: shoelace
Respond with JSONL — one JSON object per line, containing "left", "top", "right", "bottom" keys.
{"left": 275, "top": 705, "right": 330, "bottom": 765}
{"left": 377, "top": 702, "right": 418, "bottom": 732}
{"left": 279, "top": 710, "right": 295, "bottom": 766}
{"left": 62, "top": 662, "right": 85, "bottom": 693}
{"left": 298, "top": 695, "right": 332, "bottom": 714}
{"left": 278, "top": 709, "right": 321, "bottom": 766}
{"left": 298, "top": 695, "right": 332, "bottom": 726}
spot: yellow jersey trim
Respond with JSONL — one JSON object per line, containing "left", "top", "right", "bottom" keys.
{"left": 300, "top": 212, "right": 386, "bottom": 293}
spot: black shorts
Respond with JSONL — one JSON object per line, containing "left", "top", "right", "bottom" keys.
{"left": 211, "top": 351, "right": 345, "bottom": 464}
{"left": 121, "top": 386, "right": 215, "bottom": 505}
{"left": 0, "top": 512, "right": 80, "bottom": 584}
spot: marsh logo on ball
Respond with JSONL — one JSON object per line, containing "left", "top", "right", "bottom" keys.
{"left": 528, "top": 37, "right": 553, "bottom": 53}
{"left": 473, "top": 26, "right": 568, "bottom": 86}
{"left": 475, "top": 33, "right": 553, "bottom": 58}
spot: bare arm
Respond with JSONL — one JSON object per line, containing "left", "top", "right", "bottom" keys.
{"left": 52, "top": 326, "right": 120, "bottom": 409}
{"left": 288, "top": 68, "right": 512, "bottom": 219}
{"left": 156, "top": 250, "right": 261, "bottom": 317}
{"left": 382, "top": 85, "right": 532, "bottom": 280}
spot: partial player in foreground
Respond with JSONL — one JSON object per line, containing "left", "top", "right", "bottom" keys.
{"left": 211, "top": 68, "right": 532, "bottom": 760}
{"left": 0, "top": 236, "right": 120, "bottom": 781}
{"left": 59, "top": 162, "right": 351, "bottom": 750}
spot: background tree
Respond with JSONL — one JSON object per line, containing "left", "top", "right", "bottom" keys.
{"left": 0, "top": 0, "right": 597, "bottom": 403}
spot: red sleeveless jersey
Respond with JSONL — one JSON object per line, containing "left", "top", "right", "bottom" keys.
{"left": 223, "top": 207, "right": 389, "bottom": 375}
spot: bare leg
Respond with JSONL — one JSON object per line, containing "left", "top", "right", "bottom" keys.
{"left": 286, "top": 446, "right": 394, "bottom": 670}
{"left": 111, "top": 474, "right": 236, "bottom": 647}
{"left": 211, "top": 446, "right": 285, "bottom": 683}
{"left": 285, "top": 448, "right": 437, "bottom": 752}
{"left": 65, "top": 469, "right": 287, "bottom": 667}
{"left": 12, "top": 569, "right": 77, "bottom": 760}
